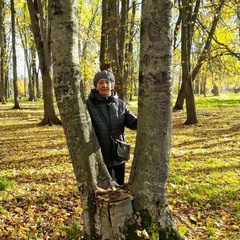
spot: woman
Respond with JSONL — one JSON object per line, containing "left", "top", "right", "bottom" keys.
{"left": 86, "top": 70, "right": 137, "bottom": 185}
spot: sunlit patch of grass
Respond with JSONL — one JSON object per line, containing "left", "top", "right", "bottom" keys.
{"left": 195, "top": 93, "right": 240, "bottom": 108}
{"left": 169, "top": 172, "right": 188, "bottom": 186}
{"left": 183, "top": 183, "right": 207, "bottom": 203}
{"left": 178, "top": 225, "right": 188, "bottom": 237}
{"left": 0, "top": 177, "right": 14, "bottom": 191}
{"left": 59, "top": 222, "right": 82, "bottom": 240}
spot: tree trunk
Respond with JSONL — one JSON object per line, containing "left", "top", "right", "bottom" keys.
{"left": 3, "top": 17, "right": 8, "bottom": 100}
{"left": 27, "top": 0, "right": 61, "bottom": 125}
{"left": 109, "top": 0, "right": 122, "bottom": 96}
{"left": 0, "top": 0, "right": 6, "bottom": 104}
{"left": 126, "top": 0, "right": 136, "bottom": 101}
{"left": 28, "top": 46, "right": 36, "bottom": 101}
{"left": 129, "top": 0, "right": 183, "bottom": 238}
{"left": 36, "top": 65, "right": 41, "bottom": 98}
{"left": 118, "top": 0, "right": 127, "bottom": 101}
{"left": 212, "top": 83, "right": 219, "bottom": 96}
{"left": 100, "top": 0, "right": 110, "bottom": 71}
{"left": 173, "top": 0, "right": 200, "bottom": 112}
{"left": 184, "top": 77, "right": 198, "bottom": 124}
{"left": 181, "top": 0, "right": 197, "bottom": 124}
{"left": 173, "top": 0, "right": 197, "bottom": 123}
{"left": 11, "top": 0, "right": 20, "bottom": 109}
{"left": 173, "top": 84, "right": 185, "bottom": 111}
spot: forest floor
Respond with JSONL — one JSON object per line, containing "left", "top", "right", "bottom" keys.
{"left": 0, "top": 93, "right": 239, "bottom": 240}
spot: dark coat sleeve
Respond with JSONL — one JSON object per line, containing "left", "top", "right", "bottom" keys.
{"left": 124, "top": 106, "right": 137, "bottom": 130}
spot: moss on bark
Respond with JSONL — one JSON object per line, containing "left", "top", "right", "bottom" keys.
{"left": 122, "top": 209, "right": 183, "bottom": 240}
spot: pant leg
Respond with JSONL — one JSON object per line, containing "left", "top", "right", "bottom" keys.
{"left": 107, "top": 164, "right": 125, "bottom": 185}
{"left": 113, "top": 163, "right": 125, "bottom": 185}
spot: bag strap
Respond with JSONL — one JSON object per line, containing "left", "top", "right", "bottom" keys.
{"left": 94, "top": 102, "right": 116, "bottom": 161}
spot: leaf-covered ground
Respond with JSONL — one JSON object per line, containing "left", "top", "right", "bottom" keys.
{"left": 0, "top": 94, "right": 239, "bottom": 239}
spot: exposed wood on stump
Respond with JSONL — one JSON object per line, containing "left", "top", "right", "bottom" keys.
{"left": 96, "top": 189, "right": 133, "bottom": 239}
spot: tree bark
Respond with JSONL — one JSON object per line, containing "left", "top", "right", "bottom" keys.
{"left": 27, "top": 0, "right": 61, "bottom": 125}
{"left": 181, "top": 0, "right": 197, "bottom": 124}
{"left": 11, "top": 0, "right": 20, "bottom": 109}
{"left": 100, "top": 0, "right": 110, "bottom": 71}
{"left": 0, "top": 0, "right": 6, "bottom": 104}
{"left": 129, "top": 0, "right": 183, "bottom": 238}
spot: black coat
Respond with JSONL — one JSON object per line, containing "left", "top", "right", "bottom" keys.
{"left": 86, "top": 89, "right": 137, "bottom": 167}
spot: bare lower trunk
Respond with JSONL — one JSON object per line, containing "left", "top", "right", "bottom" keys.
{"left": 173, "top": 85, "right": 185, "bottom": 111}
{"left": 184, "top": 79, "right": 198, "bottom": 125}
{"left": 38, "top": 70, "right": 61, "bottom": 125}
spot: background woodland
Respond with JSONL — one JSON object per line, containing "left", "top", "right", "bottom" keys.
{"left": 0, "top": 1, "right": 240, "bottom": 117}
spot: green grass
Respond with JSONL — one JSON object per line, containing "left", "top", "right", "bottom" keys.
{"left": 0, "top": 177, "right": 14, "bottom": 191}
{"left": 194, "top": 93, "right": 240, "bottom": 108}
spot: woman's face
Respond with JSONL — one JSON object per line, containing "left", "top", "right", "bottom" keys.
{"left": 96, "top": 78, "right": 112, "bottom": 97}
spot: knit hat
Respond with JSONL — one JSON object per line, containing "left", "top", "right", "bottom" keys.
{"left": 93, "top": 70, "right": 115, "bottom": 87}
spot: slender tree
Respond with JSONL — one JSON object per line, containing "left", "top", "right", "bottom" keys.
{"left": 17, "top": 1, "right": 39, "bottom": 101}
{"left": 126, "top": 0, "right": 138, "bottom": 101}
{"left": 0, "top": 0, "right": 6, "bottom": 104}
{"left": 3, "top": 24, "right": 9, "bottom": 99}
{"left": 173, "top": 0, "right": 225, "bottom": 124}
{"left": 27, "top": 0, "right": 61, "bottom": 125}
{"left": 11, "top": 0, "right": 20, "bottom": 109}
{"left": 179, "top": 0, "right": 198, "bottom": 124}
{"left": 99, "top": 0, "right": 110, "bottom": 71}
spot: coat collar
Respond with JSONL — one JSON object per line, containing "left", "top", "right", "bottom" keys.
{"left": 88, "top": 89, "right": 119, "bottom": 103}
